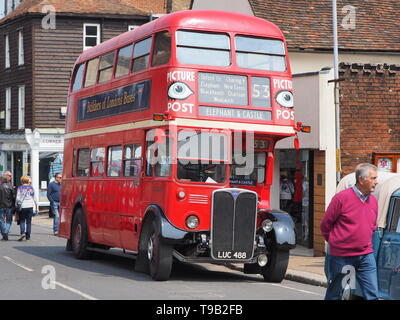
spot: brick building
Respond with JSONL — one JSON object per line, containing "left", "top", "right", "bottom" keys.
{"left": 0, "top": 0, "right": 170, "bottom": 206}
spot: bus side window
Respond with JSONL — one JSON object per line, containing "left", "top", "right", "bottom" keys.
{"left": 72, "top": 63, "right": 85, "bottom": 92}
{"left": 115, "top": 44, "right": 133, "bottom": 78}
{"left": 90, "top": 147, "right": 105, "bottom": 176}
{"left": 152, "top": 31, "right": 171, "bottom": 67}
{"left": 98, "top": 52, "right": 115, "bottom": 83}
{"left": 124, "top": 144, "right": 142, "bottom": 177}
{"left": 132, "top": 37, "right": 151, "bottom": 73}
{"left": 84, "top": 57, "right": 99, "bottom": 87}
{"left": 77, "top": 148, "right": 90, "bottom": 177}
{"left": 107, "top": 145, "right": 122, "bottom": 177}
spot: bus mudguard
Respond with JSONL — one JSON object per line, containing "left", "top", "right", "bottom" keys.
{"left": 259, "top": 209, "right": 296, "bottom": 249}
{"left": 144, "top": 204, "right": 188, "bottom": 243}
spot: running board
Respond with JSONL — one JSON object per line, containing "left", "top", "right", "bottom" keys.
{"left": 87, "top": 247, "right": 138, "bottom": 260}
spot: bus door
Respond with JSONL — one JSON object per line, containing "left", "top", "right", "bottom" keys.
{"left": 120, "top": 142, "right": 143, "bottom": 251}
{"left": 141, "top": 128, "right": 172, "bottom": 220}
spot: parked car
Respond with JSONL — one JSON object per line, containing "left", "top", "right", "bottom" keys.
{"left": 327, "top": 172, "right": 400, "bottom": 300}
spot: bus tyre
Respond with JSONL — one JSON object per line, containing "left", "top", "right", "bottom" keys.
{"left": 261, "top": 248, "right": 289, "bottom": 283}
{"left": 147, "top": 220, "right": 173, "bottom": 281}
{"left": 71, "top": 209, "right": 92, "bottom": 260}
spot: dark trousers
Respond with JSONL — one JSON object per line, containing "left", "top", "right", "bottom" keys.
{"left": 19, "top": 208, "right": 33, "bottom": 239}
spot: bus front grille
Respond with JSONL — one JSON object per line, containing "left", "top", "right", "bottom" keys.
{"left": 211, "top": 189, "right": 257, "bottom": 261}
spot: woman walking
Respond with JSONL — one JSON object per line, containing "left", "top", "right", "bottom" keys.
{"left": 16, "top": 176, "right": 38, "bottom": 241}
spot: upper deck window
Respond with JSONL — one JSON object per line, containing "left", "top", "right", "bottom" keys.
{"left": 98, "top": 52, "right": 115, "bottom": 83}
{"left": 132, "top": 37, "right": 152, "bottom": 73}
{"left": 115, "top": 44, "right": 133, "bottom": 78}
{"left": 72, "top": 63, "right": 85, "bottom": 92}
{"left": 235, "top": 35, "right": 286, "bottom": 72}
{"left": 176, "top": 30, "right": 230, "bottom": 67}
{"left": 152, "top": 31, "right": 171, "bottom": 67}
{"left": 84, "top": 57, "right": 99, "bottom": 87}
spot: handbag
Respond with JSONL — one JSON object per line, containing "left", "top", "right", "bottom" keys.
{"left": 15, "top": 189, "right": 28, "bottom": 220}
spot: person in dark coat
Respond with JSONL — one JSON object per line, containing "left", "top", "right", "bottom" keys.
{"left": 47, "top": 173, "right": 62, "bottom": 235}
{"left": 0, "top": 176, "right": 15, "bottom": 241}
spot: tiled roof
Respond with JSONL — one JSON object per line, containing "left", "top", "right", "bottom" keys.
{"left": 249, "top": 0, "right": 400, "bottom": 52}
{"left": 1, "top": 0, "right": 149, "bottom": 23}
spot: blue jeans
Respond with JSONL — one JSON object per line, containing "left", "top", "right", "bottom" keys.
{"left": 20, "top": 208, "right": 33, "bottom": 239}
{"left": 325, "top": 253, "right": 379, "bottom": 300}
{"left": 52, "top": 202, "right": 60, "bottom": 233}
{"left": 0, "top": 208, "right": 13, "bottom": 235}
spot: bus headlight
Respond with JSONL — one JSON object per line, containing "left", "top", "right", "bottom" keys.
{"left": 262, "top": 219, "right": 273, "bottom": 232}
{"left": 186, "top": 215, "right": 199, "bottom": 229}
{"left": 177, "top": 190, "right": 186, "bottom": 200}
{"left": 258, "top": 254, "right": 268, "bottom": 267}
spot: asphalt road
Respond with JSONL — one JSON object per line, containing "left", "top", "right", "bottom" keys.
{"left": 0, "top": 218, "right": 326, "bottom": 301}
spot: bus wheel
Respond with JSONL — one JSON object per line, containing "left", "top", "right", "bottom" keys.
{"left": 71, "top": 209, "right": 92, "bottom": 259}
{"left": 147, "top": 220, "right": 173, "bottom": 281}
{"left": 261, "top": 248, "right": 289, "bottom": 283}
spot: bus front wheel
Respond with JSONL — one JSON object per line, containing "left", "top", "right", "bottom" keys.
{"left": 71, "top": 209, "right": 92, "bottom": 260}
{"left": 261, "top": 248, "right": 289, "bottom": 283}
{"left": 147, "top": 220, "right": 173, "bottom": 281}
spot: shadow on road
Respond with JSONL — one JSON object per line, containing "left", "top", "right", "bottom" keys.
{"left": 13, "top": 244, "right": 261, "bottom": 283}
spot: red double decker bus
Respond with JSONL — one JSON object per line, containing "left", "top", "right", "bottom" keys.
{"left": 60, "top": 10, "right": 297, "bottom": 281}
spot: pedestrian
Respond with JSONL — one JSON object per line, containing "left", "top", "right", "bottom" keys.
{"left": 0, "top": 176, "right": 14, "bottom": 241}
{"left": 2, "top": 171, "right": 12, "bottom": 185}
{"left": 280, "top": 174, "right": 294, "bottom": 212}
{"left": 47, "top": 173, "right": 62, "bottom": 236}
{"left": 320, "top": 163, "right": 379, "bottom": 300}
{"left": 15, "top": 176, "right": 38, "bottom": 241}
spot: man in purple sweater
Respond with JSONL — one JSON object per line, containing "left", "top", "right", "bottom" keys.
{"left": 321, "top": 163, "right": 379, "bottom": 300}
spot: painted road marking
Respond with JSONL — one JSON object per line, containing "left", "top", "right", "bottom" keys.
{"left": 3, "top": 256, "right": 34, "bottom": 272}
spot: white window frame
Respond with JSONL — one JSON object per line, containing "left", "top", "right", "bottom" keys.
{"left": 5, "top": 34, "right": 10, "bottom": 69}
{"left": 5, "top": 87, "right": 11, "bottom": 130}
{"left": 128, "top": 25, "right": 139, "bottom": 31}
{"left": 83, "top": 23, "right": 100, "bottom": 51}
{"left": 18, "top": 85, "right": 25, "bottom": 129}
{"left": 18, "top": 29, "right": 24, "bottom": 66}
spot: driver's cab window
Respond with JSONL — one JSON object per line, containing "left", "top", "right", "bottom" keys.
{"left": 230, "top": 138, "right": 268, "bottom": 186}
{"left": 389, "top": 198, "right": 400, "bottom": 233}
{"left": 145, "top": 129, "right": 172, "bottom": 177}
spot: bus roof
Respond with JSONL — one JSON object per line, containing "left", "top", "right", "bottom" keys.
{"left": 76, "top": 10, "right": 285, "bottom": 64}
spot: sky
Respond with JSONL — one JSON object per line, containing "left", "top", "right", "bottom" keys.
{"left": 0, "top": 1, "right": 4, "bottom": 18}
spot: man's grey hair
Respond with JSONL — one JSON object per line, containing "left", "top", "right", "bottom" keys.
{"left": 2, "top": 171, "right": 11, "bottom": 178}
{"left": 355, "top": 163, "right": 377, "bottom": 183}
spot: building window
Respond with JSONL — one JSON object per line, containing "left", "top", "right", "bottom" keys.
{"left": 83, "top": 23, "right": 100, "bottom": 51}
{"left": 5, "top": 87, "right": 11, "bottom": 130}
{"left": 373, "top": 153, "right": 400, "bottom": 173}
{"left": 18, "top": 29, "right": 24, "bottom": 65}
{"left": 18, "top": 85, "right": 25, "bottom": 129}
{"left": 5, "top": 34, "right": 10, "bottom": 69}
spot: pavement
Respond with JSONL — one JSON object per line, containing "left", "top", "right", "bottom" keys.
{"left": 32, "top": 214, "right": 327, "bottom": 288}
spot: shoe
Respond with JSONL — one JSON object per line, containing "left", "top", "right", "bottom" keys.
{"left": 4, "top": 234, "right": 8, "bottom": 241}
{"left": 54, "top": 232, "right": 58, "bottom": 236}
{"left": 18, "top": 234, "right": 26, "bottom": 241}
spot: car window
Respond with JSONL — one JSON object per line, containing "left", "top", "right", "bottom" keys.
{"left": 389, "top": 198, "right": 400, "bottom": 233}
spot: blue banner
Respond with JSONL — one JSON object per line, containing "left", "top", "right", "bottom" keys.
{"left": 77, "top": 80, "right": 151, "bottom": 122}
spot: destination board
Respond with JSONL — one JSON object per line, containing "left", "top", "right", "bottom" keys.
{"left": 199, "top": 106, "right": 271, "bottom": 121}
{"left": 198, "top": 72, "right": 248, "bottom": 106}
